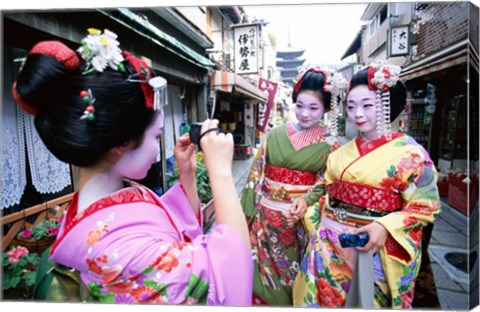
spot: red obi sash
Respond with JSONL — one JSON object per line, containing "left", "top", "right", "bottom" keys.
{"left": 326, "top": 180, "right": 403, "bottom": 212}
{"left": 264, "top": 164, "right": 316, "bottom": 185}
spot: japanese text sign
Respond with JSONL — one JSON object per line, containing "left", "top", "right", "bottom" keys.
{"left": 389, "top": 25, "right": 410, "bottom": 57}
{"left": 234, "top": 24, "right": 259, "bottom": 74}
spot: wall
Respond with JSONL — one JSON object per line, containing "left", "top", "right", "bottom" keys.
{"left": 176, "top": 6, "right": 207, "bottom": 34}
{"left": 414, "top": 2, "right": 469, "bottom": 59}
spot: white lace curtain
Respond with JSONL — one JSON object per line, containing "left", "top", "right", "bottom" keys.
{"left": 1, "top": 104, "right": 72, "bottom": 209}
{"left": 1, "top": 48, "right": 71, "bottom": 209}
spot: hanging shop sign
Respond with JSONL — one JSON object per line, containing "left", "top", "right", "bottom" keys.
{"left": 388, "top": 24, "right": 410, "bottom": 57}
{"left": 256, "top": 77, "right": 277, "bottom": 132}
{"left": 233, "top": 24, "right": 259, "bottom": 74}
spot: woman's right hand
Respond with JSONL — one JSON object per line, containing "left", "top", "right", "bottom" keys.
{"left": 199, "top": 119, "right": 250, "bottom": 247}
{"left": 199, "top": 119, "right": 234, "bottom": 178}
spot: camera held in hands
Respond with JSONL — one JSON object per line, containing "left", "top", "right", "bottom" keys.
{"left": 338, "top": 232, "right": 369, "bottom": 248}
{"left": 189, "top": 122, "right": 203, "bottom": 146}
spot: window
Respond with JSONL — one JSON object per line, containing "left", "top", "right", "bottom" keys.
{"left": 368, "top": 5, "right": 388, "bottom": 37}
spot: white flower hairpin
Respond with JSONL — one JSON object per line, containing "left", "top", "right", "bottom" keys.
{"left": 77, "top": 28, "right": 125, "bottom": 75}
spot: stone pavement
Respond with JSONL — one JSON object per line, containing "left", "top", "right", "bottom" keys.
{"left": 428, "top": 199, "right": 478, "bottom": 310}
{"left": 231, "top": 153, "right": 479, "bottom": 310}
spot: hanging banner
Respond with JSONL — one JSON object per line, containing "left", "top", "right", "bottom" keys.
{"left": 233, "top": 24, "right": 259, "bottom": 74}
{"left": 256, "top": 77, "right": 277, "bottom": 132}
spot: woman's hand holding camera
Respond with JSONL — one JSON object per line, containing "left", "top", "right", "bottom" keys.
{"left": 197, "top": 119, "right": 249, "bottom": 246}
{"left": 199, "top": 119, "right": 234, "bottom": 179}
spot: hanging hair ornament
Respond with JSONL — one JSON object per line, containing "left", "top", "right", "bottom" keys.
{"left": 77, "top": 28, "right": 125, "bottom": 75}
{"left": 324, "top": 71, "right": 347, "bottom": 137}
{"left": 149, "top": 76, "right": 168, "bottom": 111}
{"left": 367, "top": 61, "right": 401, "bottom": 141}
{"left": 122, "top": 51, "right": 168, "bottom": 111}
{"left": 79, "top": 89, "right": 96, "bottom": 121}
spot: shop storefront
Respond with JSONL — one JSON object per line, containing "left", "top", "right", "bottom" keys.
{"left": 401, "top": 40, "right": 479, "bottom": 216}
{"left": 210, "top": 70, "right": 268, "bottom": 159}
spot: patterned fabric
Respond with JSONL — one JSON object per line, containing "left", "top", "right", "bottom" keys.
{"left": 50, "top": 181, "right": 253, "bottom": 305}
{"left": 326, "top": 180, "right": 403, "bottom": 212}
{"left": 293, "top": 133, "right": 441, "bottom": 309}
{"left": 241, "top": 122, "right": 338, "bottom": 305}
{"left": 265, "top": 164, "right": 316, "bottom": 186}
{"left": 286, "top": 122, "right": 328, "bottom": 151}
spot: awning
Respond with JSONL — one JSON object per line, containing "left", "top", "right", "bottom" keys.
{"left": 211, "top": 70, "right": 268, "bottom": 103}
{"left": 341, "top": 31, "right": 362, "bottom": 60}
{"left": 98, "top": 8, "right": 216, "bottom": 70}
{"left": 400, "top": 39, "right": 471, "bottom": 81}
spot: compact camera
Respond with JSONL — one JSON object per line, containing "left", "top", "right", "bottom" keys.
{"left": 338, "top": 232, "right": 369, "bottom": 248}
{"left": 189, "top": 122, "right": 203, "bottom": 146}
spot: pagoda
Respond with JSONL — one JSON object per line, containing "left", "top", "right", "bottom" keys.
{"left": 275, "top": 31, "right": 305, "bottom": 87}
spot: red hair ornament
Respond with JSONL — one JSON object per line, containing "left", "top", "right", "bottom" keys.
{"left": 12, "top": 40, "right": 81, "bottom": 115}
{"left": 122, "top": 51, "right": 167, "bottom": 111}
{"left": 294, "top": 68, "right": 330, "bottom": 94}
{"left": 29, "top": 41, "right": 81, "bottom": 70}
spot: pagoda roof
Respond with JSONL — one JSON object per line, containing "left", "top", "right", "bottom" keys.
{"left": 277, "top": 46, "right": 305, "bottom": 58}
{"left": 276, "top": 49, "right": 305, "bottom": 59}
{"left": 279, "top": 69, "right": 298, "bottom": 79}
{"left": 276, "top": 58, "right": 306, "bottom": 68}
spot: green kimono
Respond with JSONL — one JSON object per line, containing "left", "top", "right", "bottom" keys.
{"left": 240, "top": 122, "right": 339, "bottom": 305}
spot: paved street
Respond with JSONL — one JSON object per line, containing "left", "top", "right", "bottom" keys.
{"left": 231, "top": 153, "right": 478, "bottom": 310}
{"left": 428, "top": 199, "right": 478, "bottom": 310}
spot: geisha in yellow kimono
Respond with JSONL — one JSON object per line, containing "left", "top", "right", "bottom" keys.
{"left": 293, "top": 62, "right": 441, "bottom": 309}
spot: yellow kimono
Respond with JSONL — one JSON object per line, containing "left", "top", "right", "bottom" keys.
{"left": 293, "top": 133, "right": 441, "bottom": 309}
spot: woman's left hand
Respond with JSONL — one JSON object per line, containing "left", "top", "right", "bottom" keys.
{"left": 174, "top": 133, "right": 197, "bottom": 176}
{"left": 352, "top": 222, "right": 388, "bottom": 254}
{"left": 290, "top": 197, "right": 308, "bottom": 219}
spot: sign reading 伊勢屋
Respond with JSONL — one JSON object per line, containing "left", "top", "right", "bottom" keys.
{"left": 233, "top": 24, "right": 259, "bottom": 74}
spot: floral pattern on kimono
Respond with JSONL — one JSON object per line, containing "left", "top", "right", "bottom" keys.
{"left": 50, "top": 181, "right": 253, "bottom": 306}
{"left": 293, "top": 133, "right": 441, "bottom": 309}
{"left": 240, "top": 122, "right": 339, "bottom": 305}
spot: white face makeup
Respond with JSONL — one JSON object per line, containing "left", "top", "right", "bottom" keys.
{"left": 346, "top": 85, "right": 378, "bottom": 140}
{"left": 113, "top": 111, "right": 164, "bottom": 180}
{"left": 294, "top": 90, "right": 325, "bottom": 130}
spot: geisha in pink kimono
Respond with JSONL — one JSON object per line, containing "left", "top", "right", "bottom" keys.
{"left": 293, "top": 62, "right": 441, "bottom": 309}
{"left": 240, "top": 68, "right": 343, "bottom": 305}
{"left": 12, "top": 30, "right": 252, "bottom": 305}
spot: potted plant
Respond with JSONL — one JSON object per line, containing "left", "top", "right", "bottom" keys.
{"left": 16, "top": 218, "right": 61, "bottom": 254}
{"left": 2, "top": 245, "right": 40, "bottom": 299}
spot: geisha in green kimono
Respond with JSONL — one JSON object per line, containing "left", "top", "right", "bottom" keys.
{"left": 293, "top": 61, "right": 441, "bottom": 309}
{"left": 240, "top": 68, "right": 345, "bottom": 305}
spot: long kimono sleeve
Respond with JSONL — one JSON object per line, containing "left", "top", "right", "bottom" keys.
{"left": 50, "top": 183, "right": 253, "bottom": 306}
{"left": 375, "top": 148, "right": 441, "bottom": 265}
{"left": 240, "top": 139, "right": 267, "bottom": 218}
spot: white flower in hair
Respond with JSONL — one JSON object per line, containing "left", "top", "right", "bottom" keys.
{"left": 77, "top": 28, "right": 124, "bottom": 74}
{"left": 369, "top": 61, "right": 401, "bottom": 91}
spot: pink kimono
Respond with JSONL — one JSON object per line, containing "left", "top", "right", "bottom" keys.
{"left": 50, "top": 180, "right": 253, "bottom": 305}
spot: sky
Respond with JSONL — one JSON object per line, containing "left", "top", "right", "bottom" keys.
{"left": 243, "top": 3, "right": 366, "bottom": 67}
